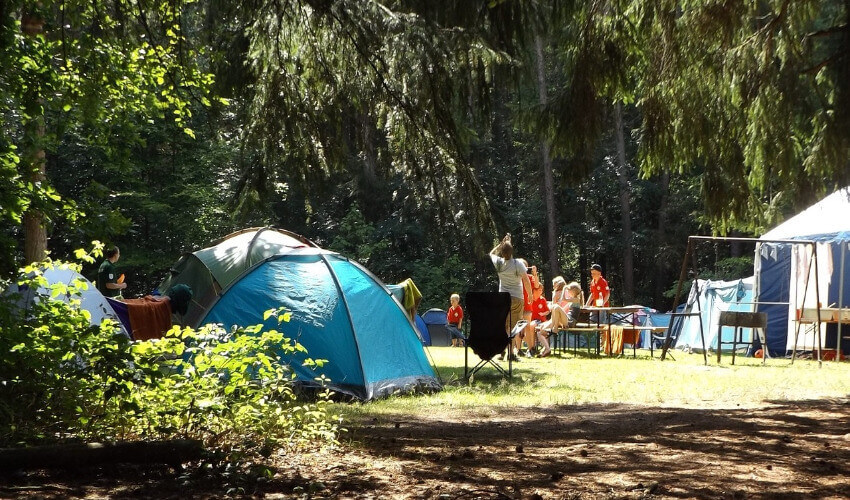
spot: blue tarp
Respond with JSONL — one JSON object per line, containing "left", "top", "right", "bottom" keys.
{"left": 675, "top": 278, "right": 755, "bottom": 352}
{"left": 637, "top": 311, "right": 672, "bottom": 349}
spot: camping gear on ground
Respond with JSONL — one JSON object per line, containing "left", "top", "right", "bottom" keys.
{"left": 157, "top": 227, "right": 441, "bottom": 401}
{"left": 3, "top": 264, "right": 129, "bottom": 338}
{"left": 464, "top": 291, "right": 514, "bottom": 381}
{"left": 756, "top": 187, "right": 850, "bottom": 357}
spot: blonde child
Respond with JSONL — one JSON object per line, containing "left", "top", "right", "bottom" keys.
{"left": 446, "top": 293, "right": 465, "bottom": 347}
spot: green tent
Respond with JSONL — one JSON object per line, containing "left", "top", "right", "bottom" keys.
{"left": 158, "top": 227, "right": 318, "bottom": 327}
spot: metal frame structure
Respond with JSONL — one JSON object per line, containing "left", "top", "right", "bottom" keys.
{"left": 660, "top": 235, "right": 826, "bottom": 365}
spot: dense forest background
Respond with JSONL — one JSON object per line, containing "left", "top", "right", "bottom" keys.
{"left": 3, "top": 1, "right": 849, "bottom": 312}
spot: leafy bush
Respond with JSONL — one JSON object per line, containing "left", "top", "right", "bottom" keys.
{"left": 127, "top": 319, "right": 339, "bottom": 456}
{"left": 0, "top": 259, "right": 339, "bottom": 461}
{"left": 0, "top": 263, "right": 137, "bottom": 443}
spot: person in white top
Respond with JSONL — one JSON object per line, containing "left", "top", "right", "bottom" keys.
{"left": 489, "top": 233, "right": 532, "bottom": 361}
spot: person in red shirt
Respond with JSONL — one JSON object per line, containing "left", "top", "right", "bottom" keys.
{"left": 585, "top": 263, "right": 610, "bottom": 307}
{"left": 585, "top": 263, "right": 610, "bottom": 325}
{"left": 446, "top": 293, "right": 465, "bottom": 347}
{"left": 518, "top": 259, "right": 539, "bottom": 356}
{"left": 528, "top": 284, "right": 552, "bottom": 356}
{"left": 530, "top": 284, "right": 550, "bottom": 324}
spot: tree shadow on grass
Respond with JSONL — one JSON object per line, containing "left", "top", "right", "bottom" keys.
{"left": 342, "top": 398, "right": 850, "bottom": 499}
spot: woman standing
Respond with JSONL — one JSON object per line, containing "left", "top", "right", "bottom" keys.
{"left": 489, "top": 234, "right": 532, "bottom": 361}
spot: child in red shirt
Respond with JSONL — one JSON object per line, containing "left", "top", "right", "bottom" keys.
{"left": 446, "top": 293, "right": 465, "bottom": 347}
{"left": 529, "top": 284, "right": 556, "bottom": 357}
{"left": 530, "top": 284, "right": 550, "bottom": 323}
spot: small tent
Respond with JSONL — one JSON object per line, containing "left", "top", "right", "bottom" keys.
{"left": 673, "top": 277, "right": 755, "bottom": 352}
{"left": 4, "top": 264, "right": 129, "bottom": 337}
{"left": 756, "top": 187, "right": 850, "bottom": 356}
{"left": 422, "top": 308, "right": 450, "bottom": 346}
{"left": 158, "top": 228, "right": 441, "bottom": 400}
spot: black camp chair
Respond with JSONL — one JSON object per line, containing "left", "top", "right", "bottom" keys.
{"left": 464, "top": 291, "right": 515, "bottom": 381}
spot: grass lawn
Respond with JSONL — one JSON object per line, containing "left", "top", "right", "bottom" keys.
{"left": 334, "top": 346, "right": 850, "bottom": 419}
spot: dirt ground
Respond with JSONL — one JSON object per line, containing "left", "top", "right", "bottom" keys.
{"left": 2, "top": 398, "right": 849, "bottom": 499}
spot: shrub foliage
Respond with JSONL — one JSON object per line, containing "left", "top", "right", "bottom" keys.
{"left": 0, "top": 259, "right": 339, "bottom": 461}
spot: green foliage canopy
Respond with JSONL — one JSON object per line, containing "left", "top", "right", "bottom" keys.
{"left": 0, "top": 0, "right": 215, "bottom": 267}
{"left": 635, "top": 0, "right": 850, "bottom": 232}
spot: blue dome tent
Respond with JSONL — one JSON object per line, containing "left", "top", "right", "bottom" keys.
{"left": 422, "top": 308, "right": 451, "bottom": 346}
{"left": 159, "top": 228, "right": 441, "bottom": 400}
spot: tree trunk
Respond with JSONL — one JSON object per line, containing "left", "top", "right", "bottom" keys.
{"left": 535, "top": 33, "right": 560, "bottom": 285}
{"left": 0, "top": 439, "right": 204, "bottom": 471}
{"left": 654, "top": 170, "right": 671, "bottom": 306}
{"left": 614, "top": 102, "right": 634, "bottom": 304}
{"left": 22, "top": 10, "right": 48, "bottom": 264}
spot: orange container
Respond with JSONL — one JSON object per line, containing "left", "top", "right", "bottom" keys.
{"left": 819, "top": 349, "right": 845, "bottom": 361}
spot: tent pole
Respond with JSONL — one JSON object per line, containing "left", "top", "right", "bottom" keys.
{"left": 813, "top": 244, "right": 823, "bottom": 367}
{"left": 838, "top": 242, "right": 846, "bottom": 363}
{"left": 319, "top": 254, "right": 372, "bottom": 399}
{"left": 662, "top": 237, "right": 693, "bottom": 361}
{"left": 791, "top": 243, "right": 813, "bottom": 365}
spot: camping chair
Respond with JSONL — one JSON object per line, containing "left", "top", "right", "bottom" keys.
{"left": 464, "top": 291, "right": 515, "bottom": 381}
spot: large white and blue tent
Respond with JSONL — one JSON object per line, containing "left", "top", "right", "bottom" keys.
{"left": 159, "top": 228, "right": 441, "bottom": 400}
{"left": 755, "top": 188, "right": 850, "bottom": 356}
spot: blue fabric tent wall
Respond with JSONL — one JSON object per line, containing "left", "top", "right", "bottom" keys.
{"left": 202, "top": 249, "right": 441, "bottom": 400}
{"left": 414, "top": 314, "right": 431, "bottom": 345}
{"left": 755, "top": 244, "right": 793, "bottom": 356}
{"left": 422, "top": 308, "right": 449, "bottom": 346}
{"left": 757, "top": 238, "right": 850, "bottom": 355}
{"left": 637, "top": 311, "right": 672, "bottom": 349}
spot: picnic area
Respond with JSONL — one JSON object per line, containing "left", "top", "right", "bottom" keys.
{"left": 4, "top": 1, "right": 850, "bottom": 498}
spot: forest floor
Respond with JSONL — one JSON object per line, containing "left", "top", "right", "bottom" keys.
{"left": 2, "top": 398, "right": 849, "bottom": 499}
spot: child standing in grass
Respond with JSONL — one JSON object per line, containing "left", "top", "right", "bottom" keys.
{"left": 446, "top": 293, "right": 465, "bottom": 347}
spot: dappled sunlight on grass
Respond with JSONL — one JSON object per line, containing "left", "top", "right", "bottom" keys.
{"left": 333, "top": 346, "right": 850, "bottom": 419}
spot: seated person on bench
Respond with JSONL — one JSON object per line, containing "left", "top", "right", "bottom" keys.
{"left": 535, "top": 278, "right": 582, "bottom": 356}
{"left": 529, "top": 283, "right": 553, "bottom": 357}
